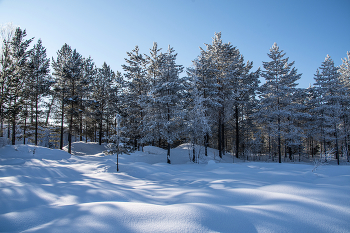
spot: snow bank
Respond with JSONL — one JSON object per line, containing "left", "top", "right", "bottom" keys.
{"left": 0, "top": 144, "right": 70, "bottom": 163}
{"left": 0, "top": 142, "right": 349, "bottom": 232}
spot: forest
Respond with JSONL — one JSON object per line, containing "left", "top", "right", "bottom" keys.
{"left": 1, "top": 26, "right": 350, "bottom": 165}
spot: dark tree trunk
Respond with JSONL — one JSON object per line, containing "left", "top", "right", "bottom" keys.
{"left": 46, "top": 95, "right": 55, "bottom": 126}
{"left": 35, "top": 97, "right": 38, "bottom": 145}
{"left": 11, "top": 113, "right": 16, "bottom": 145}
{"left": 204, "top": 133, "right": 208, "bottom": 156}
{"left": 167, "top": 142, "right": 171, "bottom": 164}
{"left": 85, "top": 120, "right": 88, "bottom": 143}
{"left": 99, "top": 117, "right": 102, "bottom": 145}
{"left": 80, "top": 114, "right": 83, "bottom": 141}
{"left": 221, "top": 122, "right": 225, "bottom": 155}
{"left": 23, "top": 112, "right": 27, "bottom": 144}
{"left": 192, "top": 142, "right": 196, "bottom": 163}
{"left": 334, "top": 122, "right": 339, "bottom": 165}
{"left": 68, "top": 114, "right": 72, "bottom": 154}
{"left": 106, "top": 115, "right": 109, "bottom": 143}
{"left": 218, "top": 112, "right": 222, "bottom": 158}
{"left": 278, "top": 116, "right": 281, "bottom": 163}
{"left": 60, "top": 95, "right": 64, "bottom": 150}
{"left": 235, "top": 105, "right": 239, "bottom": 159}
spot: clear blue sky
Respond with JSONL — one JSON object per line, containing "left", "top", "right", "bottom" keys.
{"left": 1, "top": 0, "right": 349, "bottom": 88}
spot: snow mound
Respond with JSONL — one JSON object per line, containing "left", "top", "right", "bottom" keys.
{"left": 63, "top": 141, "right": 106, "bottom": 156}
{"left": 122, "top": 144, "right": 236, "bottom": 165}
{"left": 143, "top": 146, "right": 167, "bottom": 155}
{"left": 207, "top": 160, "right": 216, "bottom": 165}
{"left": 0, "top": 144, "right": 71, "bottom": 161}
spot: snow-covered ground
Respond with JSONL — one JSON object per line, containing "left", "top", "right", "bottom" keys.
{"left": 0, "top": 142, "right": 349, "bottom": 233}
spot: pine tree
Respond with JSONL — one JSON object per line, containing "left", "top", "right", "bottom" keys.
{"left": 122, "top": 46, "right": 148, "bottom": 150}
{"left": 313, "top": 55, "right": 348, "bottom": 164}
{"left": 258, "top": 43, "right": 302, "bottom": 163}
{"left": 184, "top": 74, "right": 211, "bottom": 162}
{"left": 142, "top": 43, "right": 184, "bottom": 163}
{"left": 92, "top": 62, "right": 117, "bottom": 145}
{"left": 190, "top": 32, "right": 260, "bottom": 159}
{"left": 141, "top": 42, "right": 165, "bottom": 147}
{"left": 339, "top": 52, "right": 350, "bottom": 162}
{"left": 81, "top": 56, "right": 97, "bottom": 142}
{"left": 52, "top": 44, "right": 83, "bottom": 153}
{"left": 0, "top": 37, "right": 11, "bottom": 138}
{"left": 26, "top": 39, "right": 51, "bottom": 145}
{"left": 6, "top": 28, "right": 33, "bottom": 145}
{"left": 187, "top": 50, "right": 218, "bottom": 157}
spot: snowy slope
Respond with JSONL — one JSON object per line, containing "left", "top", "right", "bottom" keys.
{"left": 0, "top": 142, "right": 349, "bottom": 232}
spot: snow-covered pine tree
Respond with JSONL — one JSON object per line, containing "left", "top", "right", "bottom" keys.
{"left": 92, "top": 62, "right": 117, "bottom": 145}
{"left": 141, "top": 42, "right": 164, "bottom": 147}
{"left": 160, "top": 46, "right": 184, "bottom": 163}
{"left": 313, "top": 55, "right": 348, "bottom": 164}
{"left": 304, "top": 85, "right": 319, "bottom": 157}
{"left": 283, "top": 87, "right": 308, "bottom": 161}
{"left": 65, "top": 48, "right": 82, "bottom": 153}
{"left": 0, "top": 23, "right": 16, "bottom": 138}
{"left": 0, "top": 37, "right": 11, "bottom": 138}
{"left": 26, "top": 39, "right": 51, "bottom": 145}
{"left": 187, "top": 50, "right": 217, "bottom": 157}
{"left": 6, "top": 28, "right": 33, "bottom": 145}
{"left": 191, "top": 32, "right": 260, "bottom": 159}
{"left": 258, "top": 43, "right": 302, "bottom": 163}
{"left": 80, "top": 56, "right": 97, "bottom": 142}
{"left": 339, "top": 52, "right": 350, "bottom": 162}
{"left": 184, "top": 73, "right": 211, "bottom": 162}
{"left": 122, "top": 46, "right": 148, "bottom": 150}
{"left": 52, "top": 44, "right": 83, "bottom": 153}
{"left": 142, "top": 44, "right": 184, "bottom": 163}
{"left": 339, "top": 52, "right": 350, "bottom": 90}
{"left": 52, "top": 44, "right": 71, "bottom": 149}
{"left": 226, "top": 55, "right": 260, "bottom": 160}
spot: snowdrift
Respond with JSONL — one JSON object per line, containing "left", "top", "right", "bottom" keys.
{"left": 0, "top": 142, "right": 349, "bottom": 232}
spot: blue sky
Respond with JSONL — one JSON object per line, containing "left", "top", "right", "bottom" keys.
{"left": 0, "top": 0, "right": 349, "bottom": 88}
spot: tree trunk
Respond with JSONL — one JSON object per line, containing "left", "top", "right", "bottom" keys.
{"left": 46, "top": 95, "right": 55, "bottom": 126}
{"left": 204, "top": 133, "right": 208, "bottom": 156}
{"left": 218, "top": 112, "right": 222, "bottom": 158}
{"left": 0, "top": 105, "right": 3, "bottom": 137}
{"left": 80, "top": 114, "right": 83, "bottom": 141}
{"left": 221, "top": 122, "right": 225, "bottom": 155}
{"left": 167, "top": 142, "right": 171, "bottom": 164}
{"left": 278, "top": 116, "right": 281, "bottom": 163}
{"left": 23, "top": 111, "right": 27, "bottom": 144}
{"left": 60, "top": 94, "right": 64, "bottom": 150}
{"left": 11, "top": 112, "right": 16, "bottom": 145}
{"left": 106, "top": 115, "right": 109, "bottom": 143}
{"left": 35, "top": 96, "right": 38, "bottom": 145}
{"left": 99, "top": 117, "right": 102, "bottom": 145}
{"left": 192, "top": 141, "right": 196, "bottom": 163}
{"left": 334, "top": 122, "right": 339, "bottom": 165}
{"left": 235, "top": 105, "right": 239, "bottom": 159}
{"left": 68, "top": 113, "right": 72, "bottom": 154}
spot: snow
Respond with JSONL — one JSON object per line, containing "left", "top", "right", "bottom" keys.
{"left": 0, "top": 142, "right": 349, "bottom": 232}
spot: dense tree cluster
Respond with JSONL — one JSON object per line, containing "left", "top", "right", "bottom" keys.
{"left": 1, "top": 26, "right": 349, "bottom": 164}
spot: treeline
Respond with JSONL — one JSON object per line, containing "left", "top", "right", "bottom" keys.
{"left": 1, "top": 27, "right": 350, "bottom": 164}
